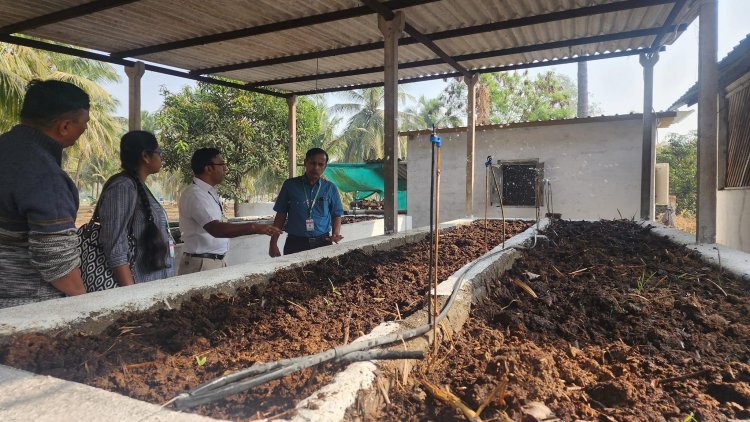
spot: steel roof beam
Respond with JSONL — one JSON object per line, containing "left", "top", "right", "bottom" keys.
{"left": 248, "top": 25, "right": 685, "bottom": 88}
{"left": 0, "top": 34, "right": 287, "bottom": 98}
{"left": 292, "top": 47, "right": 666, "bottom": 96}
{"left": 194, "top": 0, "right": 676, "bottom": 75}
{"left": 111, "top": 0, "right": 438, "bottom": 58}
{"left": 0, "top": 0, "right": 141, "bottom": 35}
{"left": 650, "top": 0, "right": 688, "bottom": 49}
{"left": 360, "top": 0, "right": 472, "bottom": 79}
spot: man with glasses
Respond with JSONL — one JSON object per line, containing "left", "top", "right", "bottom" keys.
{"left": 178, "top": 148, "right": 282, "bottom": 275}
{"left": 0, "top": 80, "right": 90, "bottom": 308}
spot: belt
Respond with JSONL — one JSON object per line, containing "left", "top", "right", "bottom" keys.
{"left": 288, "top": 233, "right": 330, "bottom": 243}
{"left": 185, "top": 252, "right": 225, "bottom": 260}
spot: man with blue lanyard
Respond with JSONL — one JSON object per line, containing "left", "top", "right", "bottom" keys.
{"left": 269, "top": 148, "right": 344, "bottom": 256}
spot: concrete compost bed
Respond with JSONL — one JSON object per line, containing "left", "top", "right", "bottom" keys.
{"left": 372, "top": 220, "right": 750, "bottom": 421}
{"left": 0, "top": 219, "right": 529, "bottom": 421}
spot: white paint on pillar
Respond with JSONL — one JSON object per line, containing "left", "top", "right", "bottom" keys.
{"left": 697, "top": 0, "right": 718, "bottom": 243}
{"left": 465, "top": 74, "right": 478, "bottom": 217}
{"left": 378, "top": 12, "right": 404, "bottom": 235}
{"left": 287, "top": 95, "right": 298, "bottom": 178}
{"left": 124, "top": 61, "right": 145, "bottom": 131}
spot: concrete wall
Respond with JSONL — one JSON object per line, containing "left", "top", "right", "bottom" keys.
{"left": 236, "top": 202, "right": 275, "bottom": 217}
{"left": 175, "top": 216, "right": 412, "bottom": 266}
{"left": 717, "top": 188, "right": 750, "bottom": 252}
{"left": 407, "top": 117, "right": 644, "bottom": 228}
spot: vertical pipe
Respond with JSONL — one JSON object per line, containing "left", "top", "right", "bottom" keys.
{"left": 378, "top": 12, "right": 405, "bottom": 235}
{"left": 697, "top": 0, "right": 718, "bottom": 243}
{"left": 432, "top": 145, "right": 441, "bottom": 354}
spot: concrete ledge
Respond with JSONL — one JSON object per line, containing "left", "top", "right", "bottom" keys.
{"left": 0, "top": 365, "right": 219, "bottom": 422}
{"left": 644, "top": 221, "right": 750, "bottom": 283}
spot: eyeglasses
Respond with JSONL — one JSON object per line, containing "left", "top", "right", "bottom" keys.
{"left": 148, "top": 148, "right": 163, "bottom": 157}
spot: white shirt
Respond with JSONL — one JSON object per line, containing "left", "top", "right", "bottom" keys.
{"left": 178, "top": 178, "right": 230, "bottom": 255}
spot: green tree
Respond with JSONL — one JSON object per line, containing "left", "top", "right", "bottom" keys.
{"left": 331, "top": 87, "right": 410, "bottom": 162}
{"left": 441, "top": 71, "right": 577, "bottom": 125}
{"left": 401, "top": 95, "right": 463, "bottom": 131}
{"left": 156, "top": 83, "right": 323, "bottom": 213}
{"left": 1, "top": 42, "right": 122, "bottom": 187}
{"left": 656, "top": 131, "right": 697, "bottom": 214}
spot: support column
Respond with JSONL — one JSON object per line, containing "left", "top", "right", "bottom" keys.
{"left": 465, "top": 74, "right": 478, "bottom": 217}
{"left": 379, "top": 12, "right": 405, "bottom": 235}
{"left": 124, "top": 61, "right": 145, "bottom": 131}
{"left": 639, "top": 51, "right": 659, "bottom": 220}
{"left": 697, "top": 0, "right": 718, "bottom": 243}
{"left": 287, "top": 95, "right": 297, "bottom": 178}
{"left": 577, "top": 61, "right": 588, "bottom": 118}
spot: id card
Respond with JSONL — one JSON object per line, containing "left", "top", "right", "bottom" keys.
{"left": 305, "top": 218, "right": 315, "bottom": 231}
{"left": 169, "top": 238, "right": 175, "bottom": 258}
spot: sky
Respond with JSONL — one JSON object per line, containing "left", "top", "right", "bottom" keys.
{"left": 102, "top": 0, "right": 750, "bottom": 139}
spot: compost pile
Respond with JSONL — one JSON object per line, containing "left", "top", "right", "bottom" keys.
{"left": 383, "top": 220, "right": 750, "bottom": 421}
{"left": 0, "top": 220, "right": 529, "bottom": 420}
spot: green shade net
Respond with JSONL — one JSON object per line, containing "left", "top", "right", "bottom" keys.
{"left": 324, "top": 162, "right": 407, "bottom": 211}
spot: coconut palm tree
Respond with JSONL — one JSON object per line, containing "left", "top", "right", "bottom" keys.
{"left": 401, "top": 95, "right": 463, "bottom": 131}
{"left": 330, "top": 87, "right": 410, "bottom": 162}
{"left": 0, "top": 42, "right": 121, "bottom": 186}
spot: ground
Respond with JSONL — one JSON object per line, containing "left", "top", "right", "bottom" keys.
{"left": 0, "top": 220, "right": 529, "bottom": 420}
{"left": 380, "top": 220, "right": 750, "bottom": 421}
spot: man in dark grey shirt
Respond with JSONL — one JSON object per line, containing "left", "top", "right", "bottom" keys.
{"left": 0, "top": 80, "right": 90, "bottom": 308}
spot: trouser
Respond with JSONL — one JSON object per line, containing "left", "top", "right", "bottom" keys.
{"left": 284, "top": 234, "right": 332, "bottom": 255}
{"left": 177, "top": 253, "right": 228, "bottom": 275}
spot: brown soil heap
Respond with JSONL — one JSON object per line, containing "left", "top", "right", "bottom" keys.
{"left": 382, "top": 220, "right": 750, "bottom": 421}
{"left": 0, "top": 220, "right": 529, "bottom": 420}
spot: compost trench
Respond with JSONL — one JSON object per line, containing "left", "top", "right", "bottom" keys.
{"left": 0, "top": 220, "right": 529, "bottom": 420}
{"left": 381, "top": 220, "right": 750, "bottom": 421}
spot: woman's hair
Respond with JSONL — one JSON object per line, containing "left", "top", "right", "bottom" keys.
{"left": 119, "top": 130, "right": 168, "bottom": 271}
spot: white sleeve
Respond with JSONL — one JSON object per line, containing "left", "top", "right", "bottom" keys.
{"left": 185, "top": 189, "right": 222, "bottom": 228}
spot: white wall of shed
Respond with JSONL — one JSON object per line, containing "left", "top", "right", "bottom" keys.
{"left": 717, "top": 188, "right": 750, "bottom": 253}
{"left": 407, "top": 118, "right": 644, "bottom": 229}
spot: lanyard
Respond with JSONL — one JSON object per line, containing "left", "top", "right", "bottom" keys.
{"left": 194, "top": 181, "right": 224, "bottom": 216}
{"left": 303, "top": 179, "right": 322, "bottom": 218}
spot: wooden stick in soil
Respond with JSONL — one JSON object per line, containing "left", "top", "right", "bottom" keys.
{"left": 656, "top": 368, "right": 713, "bottom": 385}
{"left": 432, "top": 146, "right": 442, "bottom": 355}
{"left": 343, "top": 310, "right": 352, "bottom": 344}
{"left": 420, "top": 379, "right": 483, "bottom": 422}
{"left": 488, "top": 165, "right": 505, "bottom": 249}
{"left": 484, "top": 162, "right": 490, "bottom": 251}
{"left": 475, "top": 378, "right": 507, "bottom": 416}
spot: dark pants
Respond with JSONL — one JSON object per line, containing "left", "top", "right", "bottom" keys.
{"left": 284, "top": 234, "right": 332, "bottom": 255}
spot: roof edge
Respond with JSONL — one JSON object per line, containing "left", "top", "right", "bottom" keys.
{"left": 400, "top": 112, "right": 677, "bottom": 136}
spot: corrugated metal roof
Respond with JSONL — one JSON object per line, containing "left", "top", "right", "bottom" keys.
{"left": 670, "top": 33, "right": 750, "bottom": 110}
{"left": 0, "top": 0, "right": 700, "bottom": 96}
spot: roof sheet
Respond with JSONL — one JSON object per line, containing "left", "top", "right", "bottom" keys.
{"left": 0, "top": 0, "right": 700, "bottom": 96}
{"left": 670, "top": 33, "right": 750, "bottom": 110}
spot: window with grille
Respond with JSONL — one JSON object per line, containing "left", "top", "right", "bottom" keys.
{"left": 489, "top": 161, "right": 543, "bottom": 207}
{"left": 726, "top": 81, "right": 750, "bottom": 187}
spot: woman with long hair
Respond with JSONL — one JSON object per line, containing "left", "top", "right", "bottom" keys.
{"left": 98, "top": 130, "right": 175, "bottom": 285}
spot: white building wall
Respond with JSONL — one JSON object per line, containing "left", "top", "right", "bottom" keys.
{"left": 717, "top": 189, "right": 750, "bottom": 252}
{"left": 407, "top": 118, "right": 644, "bottom": 229}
